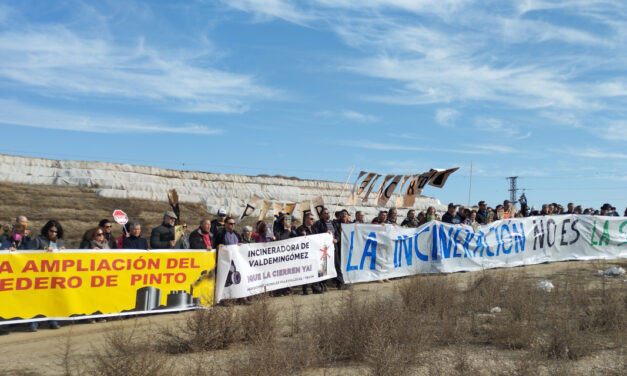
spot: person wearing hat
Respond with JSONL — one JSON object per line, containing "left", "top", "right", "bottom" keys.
{"left": 150, "top": 211, "right": 177, "bottom": 249}
{"left": 210, "top": 208, "right": 227, "bottom": 240}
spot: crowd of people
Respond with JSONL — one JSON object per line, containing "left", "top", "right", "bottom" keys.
{"left": 1, "top": 200, "right": 624, "bottom": 334}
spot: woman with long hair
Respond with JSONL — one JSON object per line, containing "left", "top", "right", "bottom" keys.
{"left": 79, "top": 227, "right": 110, "bottom": 250}
{"left": 31, "top": 220, "right": 65, "bottom": 251}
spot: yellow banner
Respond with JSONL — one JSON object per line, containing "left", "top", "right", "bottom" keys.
{"left": 0, "top": 249, "right": 216, "bottom": 324}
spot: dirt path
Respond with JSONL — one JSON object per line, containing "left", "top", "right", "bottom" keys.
{"left": 1, "top": 259, "right": 625, "bottom": 376}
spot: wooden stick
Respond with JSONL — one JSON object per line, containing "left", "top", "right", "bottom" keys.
{"left": 227, "top": 178, "right": 236, "bottom": 217}
{"left": 333, "top": 166, "right": 355, "bottom": 213}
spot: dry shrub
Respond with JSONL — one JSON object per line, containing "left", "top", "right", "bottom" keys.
{"left": 464, "top": 271, "right": 507, "bottom": 314}
{"left": 398, "top": 274, "right": 464, "bottom": 345}
{"left": 227, "top": 339, "right": 316, "bottom": 376}
{"left": 240, "top": 295, "right": 278, "bottom": 343}
{"left": 488, "top": 316, "right": 537, "bottom": 350}
{"left": 540, "top": 311, "right": 591, "bottom": 360}
{"left": 161, "top": 307, "right": 239, "bottom": 353}
{"left": 578, "top": 280, "right": 626, "bottom": 332}
{"left": 82, "top": 325, "right": 174, "bottom": 376}
{"left": 398, "top": 274, "right": 457, "bottom": 318}
{"left": 501, "top": 276, "right": 543, "bottom": 322}
{"left": 161, "top": 296, "right": 278, "bottom": 354}
{"left": 313, "top": 291, "right": 419, "bottom": 364}
{"left": 452, "top": 346, "right": 480, "bottom": 376}
{"left": 364, "top": 321, "right": 416, "bottom": 376}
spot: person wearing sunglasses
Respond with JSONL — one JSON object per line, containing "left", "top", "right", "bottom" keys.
{"left": 25, "top": 220, "right": 64, "bottom": 331}
{"left": 31, "top": 220, "right": 65, "bottom": 252}
{"left": 79, "top": 227, "right": 110, "bottom": 250}
{"left": 98, "top": 219, "right": 117, "bottom": 248}
{"left": 213, "top": 217, "right": 241, "bottom": 249}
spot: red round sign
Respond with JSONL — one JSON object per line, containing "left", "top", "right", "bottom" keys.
{"left": 112, "top": 209, "right": 128, "bottom": 225}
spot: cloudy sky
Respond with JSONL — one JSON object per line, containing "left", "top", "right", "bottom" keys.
{"left": 0, "top": 0, "right": 625, "bottom": 210}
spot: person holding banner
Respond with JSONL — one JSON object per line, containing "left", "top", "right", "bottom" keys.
{"left": 210, "top": 209, "right": 227, "bottom": 240}
{"left": 401, "top": 210, "right": 419, "bottom": 228}
{"left": 122, "top": 223, "right": 149, "bottom": 250}
{"left": 98, "top": 219, "right": 117, "bottom": 249}
{"left": 426, "top": 206, "right": 438, "bottom": 222}
{"left": 354, "top": 211, "right": 365, "bottom": 224}
{"left": 24, "top": 220, "right": 63, "bottom": 331}
{"left": 241, "top": 226, "right": 254, "bottom": 243}
{"left": 189, "top": 219, "right": 213, "bottom": 250}
{"left": 296, "top": 213, "right": 323, "bottom": 295}
{"left": 79, "top": 227, "right": 111, "bottom": 250}
{"left": 0, "top": 223, "right": 30, "bottom": 251}
{"left": 313, "top": 207, "right": 345, "bottom": 290}
{"left": 214, "top": 217, "right": 241, "bottom": 248}
{"left": 274, "top": 214, "right": 297, "bottom": 240}
{"left": 31, "top": 220, "right": 65, "bottom": 251}
{"left": 150, "top": 211, "right": 177, "bottom": 249}
{"left": 253, "top": 221, "right": 275, "bottom": 243}
{"left": 386, "top": 208, "right": 398, "bottom": 225}
{"left": 371, "top": 210, "right": 387, "bottom": 224}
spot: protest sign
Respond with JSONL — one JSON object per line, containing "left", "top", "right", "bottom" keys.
{"left": 112, "top": 209, "right": 128, "bottom": 225}
{"left": 361, "top": 174, "right": 381, "bottom": 203}
{"left": 395, "top": 174, "right": 411, "bottom": 208}
{"left": 237, "top": 196, "right": 259, "bottom": 224}
{"left": 373, "top": 174, "right": 394, "bottom": 207}
{"left": 346, "top": 171, "right": 367, "bottom": 205}
{"left": 376, "top": 174, "right": 402, "bottom": 207}
{"left": 402, "top": 174, "right": 419, "bottom": 207}
{"left": 347, "top": 167, "right": 458, "bottom": 206}
{"left": 258, "top": 200, "right": 272, "bottom": 220}
{"left": 215, "top": 233, "right": 336, "bottom": 301}
{"left": 312, "top": 196, "right": 325, "bottom": 218}
{"left": 298, "top": 200, "right": 312, "bottom": 221}
{"left": 272, "top": 202, "right": 285, "bottom": 216}
{"left": 341, "top": 215, "right": 627, "bottom": 283}
{"left": 0, "top": 249, "right": 216, "bottom": 324}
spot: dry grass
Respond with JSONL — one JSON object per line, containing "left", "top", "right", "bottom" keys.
{"left": 160, "top": 294, "right": 278, "bottom": 354}
{"left": 11, "top": 262, "right": 626, "bottom": 376}
{"left": 74, "top": 324, "right": 174, "bottom": 376}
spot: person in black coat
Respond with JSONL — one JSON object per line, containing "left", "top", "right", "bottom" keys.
{"left": 189, "top": 219, "right": 213, "bottom": 250}
{"left": 150, "top": 211, "right": 177, "bottom": 249}
{"left": 123, "top": 223, "right": 148, "bottom": 250}
{"left": 213, "top": 217, "right": 241, "bottom": 248}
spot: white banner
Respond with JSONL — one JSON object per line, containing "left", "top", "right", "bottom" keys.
{"left": 341, "top": 215, "right": 627, "bottom": 283}
{"left": 215, "top": 233, "right": 336, "bottom": 301}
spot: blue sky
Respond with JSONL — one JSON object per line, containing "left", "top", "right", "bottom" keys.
{"left": 0, "top": 0, "right": 625, "bottom": 211}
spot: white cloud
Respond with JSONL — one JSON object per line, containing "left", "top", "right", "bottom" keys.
{"left": 0, "top": 27, "right": 276, "bottom": 113}
{"left": 435, "top": 108, "right": 459, "bottom": 127}
{"left": 343, "top": 140, "right": 426, "bottom": 151}
{"left": 222, "top": 0, "right": 316, "bottom": 25}
{"left": 225, "top": 0, "right": 627, "bottom": 120}
{"left": 341, "top": 110, "right": 378, "bottom": 123}
{"left": 599, "top": 123, "right": 627, "bottom": 141}
{"left": 343, "top": 139, "right": 516, "bottom": 155}
{"left": 0, "top": 99, "right": 222, "bottom": 135}
{"left": 577, "top": 148, "right": 627, "bottom": 160}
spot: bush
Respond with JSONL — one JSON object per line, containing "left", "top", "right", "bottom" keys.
{"left": 161, "top": 307, "right": 239, "bottom": 353}
{"left": 82, "top": 325, "right": 174, "bottom": 376}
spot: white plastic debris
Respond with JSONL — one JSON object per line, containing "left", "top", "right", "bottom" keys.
{"left": 597, "top": 267, "right": 626, "bottom": 277}
{"left": 490, "top": 306, "right": 501, "bottom": 313}
{"left": 537, "top": 280, "right": 554, "bottom": 292}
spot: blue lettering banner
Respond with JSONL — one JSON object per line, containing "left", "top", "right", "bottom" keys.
{"left": 341, "top": 215, "right": 627, "bottom": 283}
